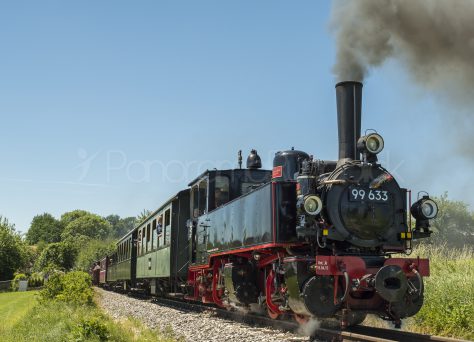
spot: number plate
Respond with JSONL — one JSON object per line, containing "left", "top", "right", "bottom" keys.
{"left": 349, "top": 188, "right": 390, "bottom": 202}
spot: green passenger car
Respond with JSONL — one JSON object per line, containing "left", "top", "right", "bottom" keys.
{"left": 107, "top": 231, "right": 134, "bottom": 290}
{"left": 107, "top": 189, "right": 190, "bottom": 294}
{"left": 135, "top": 189, "right": 190, "bottom": 294}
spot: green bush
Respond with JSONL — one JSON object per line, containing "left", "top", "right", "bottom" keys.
{"left": 0, "top": 217, "right": 29, "bottom": 281}
{"left": 71, "top": 316, "right": 110, "bottom": 341}
{"left": 40, "top": 271, "right": 93, "bottom": 305}
{"left": 11, "top": 273, "right": 27, "bottom": 291}
{"left": 28, "top": 272, "right": 44, "bottom": 288}
{"left": 34, "top": 242, "right": 77, "bottom": 272}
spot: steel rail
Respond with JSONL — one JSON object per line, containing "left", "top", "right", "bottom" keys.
{"left": 115, "top": 290, "right": 470, "bottom": 342}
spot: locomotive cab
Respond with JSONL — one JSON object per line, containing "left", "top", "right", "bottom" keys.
{"left": 187, "top": 157, "right": 272, "bottom": 265}
{"left": 188, "top": 165, "right": 272, "bottom": 217}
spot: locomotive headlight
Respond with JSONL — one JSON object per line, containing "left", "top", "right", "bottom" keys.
{"left": 421, "top": 199, "right": 438, "bottom": 219}
{"left": 357, "top": 133, "right": 384, "bottom": 155}
{"left": 303, "top": 195, "right": 322, "bottom": 216}
{"left": 411, "top": 196, "right": 438, "bottom": 220}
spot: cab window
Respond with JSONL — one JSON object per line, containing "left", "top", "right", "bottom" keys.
{"left": 215, "top": 175, "right": 230, "bottom": 207}
{"left": 199, "top": 179, "right": 207, "bottom": 214}
{"left": 191, "top": 178, "right": 208, "bottom": 217}
{"left": 191, "top": 185, "right": 198, "bottom": 217}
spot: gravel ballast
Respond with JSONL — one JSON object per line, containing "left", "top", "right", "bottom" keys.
{"left": 96, "top": 288, "right": 310, "bottom": 342}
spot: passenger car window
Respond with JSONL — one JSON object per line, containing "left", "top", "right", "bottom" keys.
{"left": 152, "top": 219, "right": 157, "bottom": 249}
{"left": 137, "top": 231, "right": 142, "bottom": 256}
{"left": 164, "top": 209, "right": 171, "bottom": 246}
{"left": 147, "top": 223, "right": 151, "bottom": 252}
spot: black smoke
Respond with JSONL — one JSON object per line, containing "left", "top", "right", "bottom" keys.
{"left": 330, "top": 0, "right": 474, "bottom": 159}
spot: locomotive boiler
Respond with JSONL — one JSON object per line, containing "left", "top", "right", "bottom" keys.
{"left": 274, "top": 82, "right": 436, "bottom": 327}
{"left": 100, "top": 81, "right": 437, "bottom": 329}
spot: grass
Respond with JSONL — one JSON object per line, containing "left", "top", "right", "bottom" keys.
{"left": 410, "top": 244, "right": 474, "bottom": 339}
{"left": 0, "top": 291, "right": 38, "bottom": 333}
{"left": 364, "top": 243, "right": 474, "bottom": 340}
{"left": 0, "top": 291, "right": 179, "bottom": 341}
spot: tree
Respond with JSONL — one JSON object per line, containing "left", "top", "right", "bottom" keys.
{"left": 0, "top": 216, "right": 28, "bottom": 280}
{"left": 137, "top": 209, "right": 151, "bottom": 224}
{"left": 25, "top": 213, "right": 63, "bottom": 244}
{"left": 105, "top": 214, "right": 120, "bottom": 229}
{"left": 34, "top": 241, "right": 77, "bottom": 271}
{"left": 75, "top": 239, "right": 116, "bottom": 271}
{"left": 61, "top": 214, "right": 111, "bottom": 241}
{"left": 428, "top": 192, "right": 474, "bottom": 248}
{"left": 106, "top": 215, "right": 136, "bottom": 238}
{"left": 117, "top": 216, "right": 136, "bottom": 236}
{"left": 60, "top": 210, "right": 90, "bottom": 228}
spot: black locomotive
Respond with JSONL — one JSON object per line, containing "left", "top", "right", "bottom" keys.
{"left": 96, "top": 81, "right": 437, "bottom": 329}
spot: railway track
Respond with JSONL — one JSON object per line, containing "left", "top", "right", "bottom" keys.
{"left": 317, "top": 325, "right": 471, "bottom": 342}
{"left": 150, "top": 296, "right": 301, "bottom": 335}
{"left": 125, "top": 291, "right": 470, "bottom": 342}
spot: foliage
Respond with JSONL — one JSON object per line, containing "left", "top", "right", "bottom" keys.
{"left": 106, "top": 215, "right": 136, "bottom": 238}
{"left": 60, "top": 209, "right": 91, "bottom": 228}
{"left": 20, "top": 245, "right": 39, "bottom": 274}
{"left": 28, "top": 272, "right": 44, "bottom": 288}
{"left": 75, "top": 239, "right": 116, "bottom": 272}
{"left": 35, "top": 240, "right": 48, "bottom": 253}
{"left": 137, "top": 209, "right": 151, "bottom": 224}
{"left": 40, "top": 271, "right": 93, "bottom": 305}
{"left": 25, "top": 213, "right": 63, "bottom": 245}
{"left": 0, "top": 216, "right": 28, "bottom": 281}
{"left": 56, "top": 271, "right": 94, "bottom": 305}
{"left": 428, "top": 192, "right": 474, "bottom": 248}
{"left": 61, "top": 214, "right": 111, "bottom": 241}
{"left": 10, "top": 273, "right": 27, "bottom": 291}
{"left": 1, "top": 291, "right": 178, "bottom": 341}
{"left": 34, "top": 242, "right": 77, "bottom": 271}
{"left": 364, "top": 244, "right": 474, "bottom": 340}
{"left": 410, "top": 244, "right": 474, "bottom": 339}
{"left": 71, "top": 316, "right": 110, "bottom": 341}
{"left": 38, "top": 272, "right": 63, "bottom": 301}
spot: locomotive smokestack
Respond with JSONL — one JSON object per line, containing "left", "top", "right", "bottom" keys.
{"left": 335, "top": 81, "right": 362, "bottom": 163}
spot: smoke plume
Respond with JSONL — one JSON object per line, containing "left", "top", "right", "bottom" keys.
{"left": 331, "top": 0, "right": 474, "bottom": 99}
{"left": 330, "top": 0, "right": 474, "bottom": 161}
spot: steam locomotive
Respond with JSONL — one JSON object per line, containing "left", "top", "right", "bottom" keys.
{"left": 94, "top": 82, "right": 437, "bottom": 328}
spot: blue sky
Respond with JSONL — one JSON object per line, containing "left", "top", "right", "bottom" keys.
{"left": 0, "top": 1, "right": 471, "bottom": 234}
